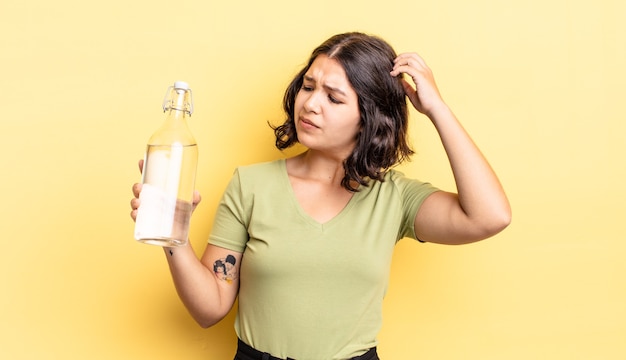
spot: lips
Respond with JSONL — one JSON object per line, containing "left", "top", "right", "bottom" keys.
{"left": 299, "top": 117, "right": 319, "bottom": 129}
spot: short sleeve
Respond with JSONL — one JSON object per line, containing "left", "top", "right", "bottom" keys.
{"left": 208, "top": 168, "right": 250, "bottom": 253}
{"left": 391, "top": 171, "right": 439, "bottom": 241}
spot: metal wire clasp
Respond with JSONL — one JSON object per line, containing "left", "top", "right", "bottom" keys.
{"left": 162, "top": 85, "right": 194, "bottom": 115}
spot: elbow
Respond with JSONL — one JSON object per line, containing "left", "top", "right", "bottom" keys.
{"left": 480, "top": 206, "right": 512, "bottom": 239}
{"left": 198, "top": 319, "right": 218, "bottom": 329}
{"left": 458, "top": 206, "right": 512, "bottom": 245}
{"left": 192, "top": 308, "right": 231, "bottom": 329}
{"left": 492, "top": 214, "right": 511, "bottom": 236}
{"left": 498, "top": 203, "right": 513, "bottom": 231}
{"left": 196, "top": 314, "right": 225, "bottom": 329}
{"left": 198, "top": 322, "right": 217, "bottom": 329}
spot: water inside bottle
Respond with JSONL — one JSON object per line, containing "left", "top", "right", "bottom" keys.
{"left": 134, "top": 144, "right": 198, "bottom": 247}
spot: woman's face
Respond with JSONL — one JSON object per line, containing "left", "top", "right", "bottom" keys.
{"left": 293, "top": 55, "right": 361, "bottom": 158}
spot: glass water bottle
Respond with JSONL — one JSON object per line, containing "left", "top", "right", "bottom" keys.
{"left": 134, "top": 81, "right": 198, "bottom": 247}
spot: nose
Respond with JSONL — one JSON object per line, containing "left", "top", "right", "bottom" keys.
{"left": 302, "top": 89, "right": 321, "bottom": 114}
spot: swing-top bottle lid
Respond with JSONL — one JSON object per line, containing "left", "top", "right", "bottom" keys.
{"left": 163, "top": 81, "right": 193, "bottom": 114}
{"left": 173, "top": 81, "right": 189, "bottom": 90}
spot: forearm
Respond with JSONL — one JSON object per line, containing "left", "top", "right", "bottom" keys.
{"left": 428, "top": 104, "right": 511, "bottom": 231}
{"left": 163, "top": 244, "right": 231, "bottom": 328}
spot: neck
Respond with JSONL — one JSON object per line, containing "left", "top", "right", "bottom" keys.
{"left": 290, "top": 150, "right": 346, "bottom": 186}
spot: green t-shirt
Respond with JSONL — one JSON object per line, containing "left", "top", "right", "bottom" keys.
{"left": 209, "top": 159, "right": 438, "bottom": 360}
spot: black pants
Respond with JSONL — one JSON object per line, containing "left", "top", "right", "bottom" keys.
{"left": 234, "top": 339, "right": 380, "bottom": 360}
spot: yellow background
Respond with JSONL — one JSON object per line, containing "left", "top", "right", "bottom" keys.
{"left": 1, "top": 0, "right": 624, "bottom": 359}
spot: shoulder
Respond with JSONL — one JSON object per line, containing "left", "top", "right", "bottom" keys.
{"left": 219, "top": 159, "right": 287, "bottom": 212}
{"left": 230, "top": 159, "right": 286, "bottom": 193}
{"left": 381, "top": 169, "right": 434, "bottom": 192}
{"left": 236, "top": 159, "right": 284, "bottom": 178}
{"left": 369, "top": 169, "right": 439, "bottom": 203}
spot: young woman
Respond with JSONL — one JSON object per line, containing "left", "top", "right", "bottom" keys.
{"left": 130, "top": 32, "right": 511, "bottom": 360}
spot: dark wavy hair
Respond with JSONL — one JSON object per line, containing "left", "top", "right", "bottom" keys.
{"left": 272, "top": 32, "right": 414, "bottom": 191}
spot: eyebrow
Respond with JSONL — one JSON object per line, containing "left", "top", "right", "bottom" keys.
{"left": 303, "top": 75, "right": 348, "bottom": 97}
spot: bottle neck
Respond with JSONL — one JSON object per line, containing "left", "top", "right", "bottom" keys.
{"left": 163, "top": 86, "right": 193, "bottom": 117}
{"left": 164, "top": 107, "right": 189, "bottom": 123}
{"left": 148, "top": 83, "right": 196, "bottom": 146}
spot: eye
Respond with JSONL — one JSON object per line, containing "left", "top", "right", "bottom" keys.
{"left": 328, "top": 95, "right": 342, "bottom": 104}
{"left": 301, "top": 84, "right": 313, "bottom": 92}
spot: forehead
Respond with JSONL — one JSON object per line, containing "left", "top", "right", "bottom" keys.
{"left": 303, "top": 55, "right": 357, "bottom": 96}
{"left": 304, "top": 55, "right": 349, "bottom": 82}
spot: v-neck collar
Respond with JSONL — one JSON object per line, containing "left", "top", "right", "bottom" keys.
{"left": 278, "top": 159, "right": 361, "bottom": 230}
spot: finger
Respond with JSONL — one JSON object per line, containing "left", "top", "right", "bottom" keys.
{"left": 395, "top": 52, "right": 427, "bottom": 67}
{"left": 395, "top": 56, "right": 416, "bottom": 68}
{"left": 392, "top": 54, "right": 429, "bottom": 77}
{"left": 130, "top": 209, "right": 138, "bottom": 222}
{"left": 400, "top": 78, "right": 415, "bottom": 97}
{"left": 390, "top": 63, "right": 418, "bottom": 79}
{"left": 400, "top": 78, "right": 421, "bottom": 109}
{"left": 130, "top": 197, "right": 141, "bottom": 210}
{"left": 132, "top": 183, "right": 142, "bottom": 198}
{"left": 138, "top": 159, "right": 144, "bottom": 174}
{"left": 396, "top": 59, "right": 426, "bottom": 74}
{"left": 391, "top": 58, "right": 423, "bottom": 77}
{"left": 193, "top": 190, "right": 202, "bottom": 204}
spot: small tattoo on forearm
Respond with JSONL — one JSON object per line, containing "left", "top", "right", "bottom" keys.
{"left": 213, "top": 255, "right": 238, "bottom": 283}
{"left": 169, "top": 249, "right": 174, "bottom": 256}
